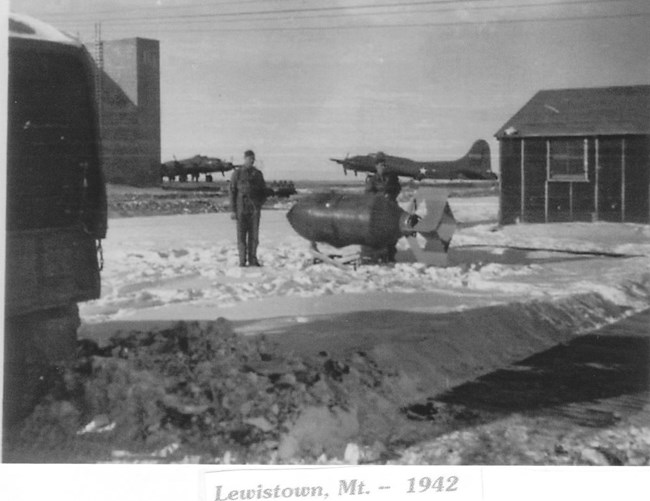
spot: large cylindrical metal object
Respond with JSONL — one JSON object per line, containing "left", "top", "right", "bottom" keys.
{"left": 287, "top": 192, "right": 407, "bottom": 248}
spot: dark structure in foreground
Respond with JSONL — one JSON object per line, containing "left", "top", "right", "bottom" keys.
{"left": 6, "top": 14, "right": 107, "bottom": 423}
{"left": 495, "top": 85, "right": 650, "bottom": 225}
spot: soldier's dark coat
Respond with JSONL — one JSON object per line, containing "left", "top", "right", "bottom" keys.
{"left": 363, "top": 169, "right": 401, "bottom": 262}
{"left": 230, "top": 165, "right": 267, "bottom": 266}
{"left": 365, "top": 170, "right": 401, "bottom": 201}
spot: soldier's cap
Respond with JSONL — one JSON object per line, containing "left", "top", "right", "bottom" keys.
{"left": 375, "top": 152, "right": 386, "bottom": 164}
{"left": 244, "top": 150, "right": 255, "bottom": 159}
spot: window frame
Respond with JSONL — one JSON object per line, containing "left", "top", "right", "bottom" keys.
{"left": 546, "top": 138, "right": 589, "bottom": 182}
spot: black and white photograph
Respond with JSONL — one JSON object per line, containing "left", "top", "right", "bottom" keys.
{"left": 2, "top": 0, "right": 650, "bottom": 487}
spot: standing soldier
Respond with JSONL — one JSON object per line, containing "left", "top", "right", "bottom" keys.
{"left": 364, "top": 152, "right": 402, "bottom": 262}
{"left": 365, "top": 152, "right": 401, "bottom": 201}
{"left": 230, "top": 150, "right": 268, "bottom": 266}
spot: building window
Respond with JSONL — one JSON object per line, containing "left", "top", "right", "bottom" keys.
{"left": 547, "top": 138, "right": 588, "bottom": 182}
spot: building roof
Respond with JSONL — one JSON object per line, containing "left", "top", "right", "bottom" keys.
{"left": 10, "top": 13, "right": 82, "bottom": 47}
{"left": 495, "top": 85, "right": 650, "bottom": 138}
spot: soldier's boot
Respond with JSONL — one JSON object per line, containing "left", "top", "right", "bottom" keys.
{"left": 387, "top": 244, "right": 397, "bottom": 263}
{"left": 248, "top": 231, "right": 261, "bottom": 266}
{"left": 360, "top": 245, "right": 386, "bottom": 264}
{"left": 248, "top": 249, "right": 261, "bottom": 267}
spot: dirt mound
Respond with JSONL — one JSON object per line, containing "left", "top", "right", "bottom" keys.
{"left": 3, "top": 320, "right": 404, "bottom": 463}
{"left": 6, "top": 284, "right": 650, "bottom": 464}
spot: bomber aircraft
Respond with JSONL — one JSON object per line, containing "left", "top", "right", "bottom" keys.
{"left": 161, "top": 155, "right": 235, "bottom": 182}
{"left": 330, "top": 139, "right": 496, "bottom": 181}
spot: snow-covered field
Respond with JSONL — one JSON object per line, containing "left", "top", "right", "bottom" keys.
{"left": 13, "top": 194, "right": 650, "bottom": 466}
{"left": 80, "top": 196, "right": 650, "bottom": 327}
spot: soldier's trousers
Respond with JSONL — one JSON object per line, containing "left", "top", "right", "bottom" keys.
{"left": 236, "top": 209, "right": 261, "bottom": 265}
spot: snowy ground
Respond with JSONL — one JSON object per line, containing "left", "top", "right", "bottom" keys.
{"left": 80, "top": 195, "right": 650, "bottom": 330}
{"left": 9, "top": 193, "right": 650, "bottom": 465}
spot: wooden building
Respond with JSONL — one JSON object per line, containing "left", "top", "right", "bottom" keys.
{"left": 495, "top": 85, "right": 650, "bottom": 225}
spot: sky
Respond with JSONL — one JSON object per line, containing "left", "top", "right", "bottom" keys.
{"left": 8, "top": 0, "right": 650, "bottom": 180}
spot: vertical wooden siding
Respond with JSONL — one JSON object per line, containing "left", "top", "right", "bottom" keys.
{"left": 499, "top": 135, "right": 650, "bottom": 224}
{"left": 523, "top": 138, "right": 548, "bottom": 223}
{"left": 499, "top": 139, "right": 521, "bottom": 224}
{"left": 624, "top": 136, "right": 650, "bottom": 222}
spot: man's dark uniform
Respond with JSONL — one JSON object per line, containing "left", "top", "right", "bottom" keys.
{"left": 230, "top": 151, "right": 267, "bottom": 266}
{"left": 365, "top": 169, "right": 401, "bottom": 201}
{"left": 363, "top": 153, "right": 401, "bottom": 262}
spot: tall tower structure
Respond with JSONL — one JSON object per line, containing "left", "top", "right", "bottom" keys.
{"left": 93, "top": 37, "right": 161, "bottom": 186}
{"left": 93, "top": 23, "right": 103, "bottom": 137}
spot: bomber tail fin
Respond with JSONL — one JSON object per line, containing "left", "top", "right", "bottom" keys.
{"left": 463, "top": 139, "right": 495, "bottom": 179}
{"left": 402, "top": 187, "right": 456, "bottom": 266}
